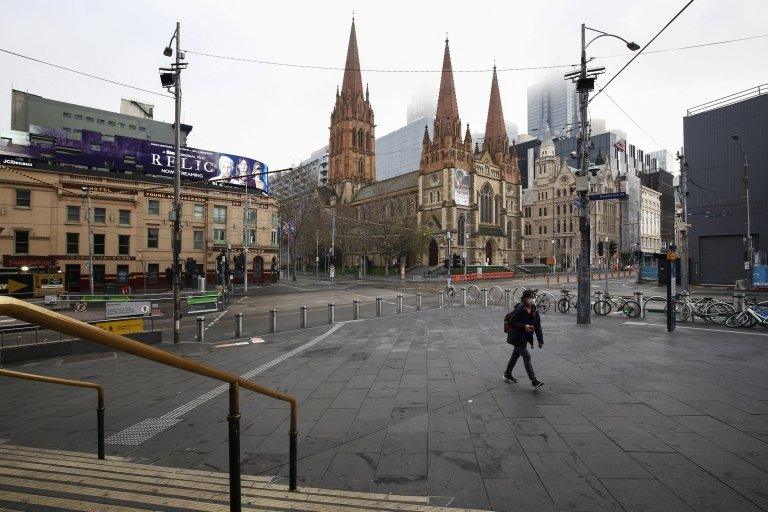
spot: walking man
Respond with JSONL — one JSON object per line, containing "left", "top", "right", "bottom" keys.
{"left": 503, "top": 289, "right": 544, "bottom": 389}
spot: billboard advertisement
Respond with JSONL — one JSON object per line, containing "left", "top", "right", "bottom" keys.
{"left": 0, "top": 125, "right": 268, "bottom": 192}
{"left": 453, "top": 168, "right": 470, "bottom": 206}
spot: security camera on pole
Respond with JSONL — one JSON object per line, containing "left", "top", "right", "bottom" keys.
{"left": 565, "top": 23, "right": 639, "bottom": 324}
{"left": 159, "top": 22, "right": 187, "bottom": 343}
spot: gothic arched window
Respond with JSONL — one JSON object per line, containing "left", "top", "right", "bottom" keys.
{"left": 365, "top": 131, "right": 371, "bottom": 150}
{"left": 358, "top": 130, "right": 364, "bottom": 148}
{"left": 358, "top": 158, "right": 364, "bottom": 178}
{"left": 351, "top": 128, "right": 357, "bottom": 147}
{"left": 458, "top": 214, "right": 466, "bottom": 245}
{"left": 507, "top": 222, "right": 513, "bottom": 249}
{"left": 480, "top": 183, "right": 493, "bottom": 224}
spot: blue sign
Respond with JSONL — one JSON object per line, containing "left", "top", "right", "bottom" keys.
{"left": 754, "top": 265, "right": 768, "bottom": 288}
{"left": 588, "top": 192, "right": 628, "bottom": 201}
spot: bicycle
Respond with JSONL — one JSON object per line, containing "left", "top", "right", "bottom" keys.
{"left": 593, "top": 292, "right": 641, "bottom": 317}
{"left": 672, "top": 291, "right": 735, "bottom": 324}
{"left": 531, "top": 288, "right": 555, "bottom": 314}
{"left": 557, "top": 289, "right": 578, "bottom": 313}
{"left": 725, "top": 299, "right": 768, "bottom": 328}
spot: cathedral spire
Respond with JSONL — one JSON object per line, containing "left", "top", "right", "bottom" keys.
{"left": 484, "top": 65, "right": 508, "bottom": 163}
{"left": 341, "top": 18, "right": 364, "bottom": 100}
{"left": 434, "top": 38, "right": 460, "bottom": 137}
{"left": 422, "top": 124, "right": 431, "bottom": 145}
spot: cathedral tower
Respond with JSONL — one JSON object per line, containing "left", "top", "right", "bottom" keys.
{"left": 483, "top": 66, "right": 520, "bottom": 184}
{"left": 328, "top": 18, "right": 376, "bottom": 193}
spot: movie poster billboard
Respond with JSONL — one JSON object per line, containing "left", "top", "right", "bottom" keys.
{"left": 0, "top": 126, "right": 269, "bottom": 192}
{"left": 453, "top": 168, "right": 470, "bottom": 206}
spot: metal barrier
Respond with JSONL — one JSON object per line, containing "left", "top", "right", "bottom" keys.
{"left": 0, "top": 296, "right": 298, "bottom": 510}
{"left": 505, "top": 289, "right": 513, "bottom": 309}
{"left": 438, "top": 291, "right": 444, "bottom": 308}
{"left": 461, "top": 287, "right": 467, "bottom": 307}
{"left": 328, "top": 303, "right": 335, "bottom": 324}
{"left": 634, "top": 291, "right": 644, "bottom": 318}
{"left": 270, "top": 309, "right": 277, "bottom": 333}
{"left": 466, "top": 285, "right": 481, "bottom": 304}
{"left": 376, "top": 297, "right": 383, "bottom": 316}
{"left": 196, "top": 317, "right": 205, "bottom": 343}
{"left": 488, "top": 286, "right": 504, "bottom": 306}
{"left": 397, "top": 294, "right": 404, "bottom": 313}
{"left": 0, "top": 368, "right": 105, "bottom": 459}
{"left": 416, "top": 293, "right": 422, "bottom": 310}
{"left": 481, "top": 288, "right": 488, "bottom": 308}
{"left": 353, "top": 300, "right": 360, "bottom": 319}
{"left": 734, "top": 293, "right": 746, "bottom": 312}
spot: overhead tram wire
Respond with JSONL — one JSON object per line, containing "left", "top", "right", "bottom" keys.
{"left": 589, "top": 0, "right": 696, "bottom": 104}
{"left": 593, "top": 33, "right": 768, "bottom": 59}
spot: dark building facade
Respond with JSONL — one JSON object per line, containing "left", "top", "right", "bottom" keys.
{"left": 683, "top": 86, "right": 768, "bottom": 285}
{"left": 641, "top": 169, "right": 676, "bottom": 246}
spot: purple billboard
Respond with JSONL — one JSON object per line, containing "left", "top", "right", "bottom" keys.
{"left": 0, "top": 125, "right": 269, "bottom": 192}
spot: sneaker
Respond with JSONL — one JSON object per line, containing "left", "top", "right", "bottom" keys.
{"left": 532, "top": 379, "right": 544, "bottom": 389}
{"left": 503, "top": 373, "right": 517, "bottom": 383}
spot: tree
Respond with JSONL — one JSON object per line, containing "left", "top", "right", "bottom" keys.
{"left": 278, "top": 191, "right": 327, "bottom": 281}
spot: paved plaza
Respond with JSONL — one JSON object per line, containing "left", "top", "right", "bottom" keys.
{"left": 3, "top": 303, "right": 768, "bottom": 511}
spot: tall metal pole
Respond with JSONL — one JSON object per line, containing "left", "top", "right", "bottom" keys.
{"left": 315, "top": 229, "right": 319, "bottom": 284}
{"left": 463, "top": 213, "right": 468, "bottom": 275}
{"left": 172, "top": 21, "right": 182, "bottom": 344}
{"left": 331, "top": 208, "right": 336, "bottom": 284}
{"left": 84, "top": 186, "right": 94, "bottom": 295}
{"left": 243, "top": 179, "right": 249, "bottom": 293}
{"left": 576, "top": 22, "right": 592, "bottom": 324}
{"left": 742, "top": 147, "right": 754, "bottom": 287}
{"left": 678, "top": 149, "right": 689, "bottom": 290}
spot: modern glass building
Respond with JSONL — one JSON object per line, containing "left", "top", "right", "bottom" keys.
{"left": 375, "top": 116, "right": 434, "bottom": 181}
{"left": 527, "top": 75, "right": 578, "bottom": 139}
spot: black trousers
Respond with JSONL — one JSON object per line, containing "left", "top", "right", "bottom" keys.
{"left": 506, "top": 345, "right": 536, "bottom": 380}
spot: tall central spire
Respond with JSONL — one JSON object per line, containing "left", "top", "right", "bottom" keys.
{"left": 484, "top": 65, "right": 508, "bottom": 162}
{"left": 435, "top": 38, "right": 460, "bottom": 133}
{"left": 341, "top": 18, "right": 364, "bottom": 99}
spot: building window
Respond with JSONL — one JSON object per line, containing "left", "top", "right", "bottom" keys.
{"left": 458, "top": 214, "right": 466, "bottom": 245}
{"left": 148, "top": 200, "right": 160, "bottom": 215}
{"left": 93, "top": 234, "right": 105, "bottom": 255}
{"left": 118, "top": 234, "right": 130, "bottom": 255}
{"left": 271, "top": 230, "right": 278, "bottom": 246}
{"left": 74, "top": 114, "right": 83, "bottom": 120}
{"left": 86, "top": 116, "right": 94, "bottom": 122}
{"left": 67, "top": 205, "right": 80, "bottom": 222}
{"left": 15, "top": 189, "right": 31, "bottom": 208}
{"left": 193, "top": 230, "right": 203, "bottom": 250}
{"left": 139, "top": 126, "right": 146, "bottom": 132}
{"left": 129, "top": 125, "right": 136, "bottom": 130}
{"left": 147, "top": 228, "right": 159, "bottom": 248}
{"left": 507, "top": 223, "right": 514, "bottom": 249}
{"left": 213, "top": 206, "right": 227, "bottom": 224}
{"left": 480, "top": 183, "right": 493, "bottom": 224}
{"left": 248, "top": 229, "right": 256, "bottom": 245}
{"left": 119, "top": 209, "right": 131, "bottom": 225}
{"left": 358, "top": 159, "right": 364, "bottom": 178}
{"left": 108, "top": 120, "right": 116, "bottom": 126}
{"left": 116, "top": 264, "right": 130, "bottom": 284}
{"left": 92, "top": 264, "right": 105, "bottom": 284}
{"left": 14, "top": 230, "right": 29, "bottom": 254}
{"left": 66, "top": 232, "right": 79, "bottom": 255}
{"left": 63, "top": 112, "right": 71, "bottom": 118}
{"left": 213, "top": 229, "right": 227, "bottom": 243}
{"left": 147, "top": 263, "right": 159, "bottom": 283}
{"left": 97, "top": 119, "right": 105, "bottom": 125}
{"left": 94, "top": 207, "right": 106, "bottom": 224}
{"left": 193, "top": 203, "right": 205, "bottom": 219}
{"left": 118, "top": 122, "right": 126, "bottom": 128}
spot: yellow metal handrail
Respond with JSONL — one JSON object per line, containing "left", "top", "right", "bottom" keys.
{"left": 0, "top": 368, "right": 105, "bottom": 459}
{"left": 0, "top": 296, "right": 298, "bottom": 510}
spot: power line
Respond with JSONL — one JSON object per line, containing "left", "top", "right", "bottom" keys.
{"left": 593, "top": 33, "right": 768, "bottom": 58}
{"left": 0, "top": 48, "right": 172, "bottom": 99}
{"left": 590, "top": 0, "right": 696, "bottom": 104}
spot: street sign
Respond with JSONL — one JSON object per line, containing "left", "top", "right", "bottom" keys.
{"left": 0, "top": 274, "right": 34, "bottom": 297}
{"left": 93, "top": 317, "right": 143, "bottom": 335}
{"left": 75, "top": 302, "right": 88, "bottom": 312}
{"left": 106, "top": 301, "right": 152, "bottom": 319}
{"left": 588, "top": 192, "right": 628, "bottom": 201}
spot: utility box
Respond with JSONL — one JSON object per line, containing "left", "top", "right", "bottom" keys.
{"left": 197, "top": 277, "right": 206, "bottom": 292}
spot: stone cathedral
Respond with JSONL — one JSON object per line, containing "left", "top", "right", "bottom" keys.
{"left": 324, "top": 19, "right": 523, "bottom": 268}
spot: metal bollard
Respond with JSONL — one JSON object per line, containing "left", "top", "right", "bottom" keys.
{"left": 734, "top": 292, "right": 746, "bottom": 313}
{"left": 235, "top": 312, "right": 243, "bottom": 338}
{"left": 595, "top": 290, "right": 605, "bottom": 315}
{"left": 328, "top": 303, "right": 335, "bottom": 324}
{"left": 417, "top": 293, "right": 423, "bottom": 310}
{"left": 353, "top": 300, "right": 360, "bottom": 319}
{"left": 196, "top": 317, "right": 205, "bottom": 343}
{"left": 505, "top": 289, "right": 512, "bottom": 310}
{"left": 270, "top": 309, "right": 277, "bottom": 333}
{"left": 481, "top": 288, "right": 488, "bottom": 308}
{"left": 300, "top": 306, "right": 307, "bottom": 328}
{"left": 376, "top": 297, "right": 383, "bottom": 316}
{"left": 438, "top": 291, "right": 444, "bottom": 308}
{"left": 397, "top": 294, "right": 403, "bottom": 314}
{"left": 461, "top": 287, "right": 467, "bottom": 307}
{"left": 634, "top": 291, "right": 645, "bottom": 318}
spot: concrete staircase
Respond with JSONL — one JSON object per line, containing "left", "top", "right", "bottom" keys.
{"left": 0, "top": 444, "right": 491, "bottom": 511}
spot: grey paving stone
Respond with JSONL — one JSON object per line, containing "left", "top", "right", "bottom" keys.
{"left": 346, "top": 374, "right": 377, "bottom": 389}
{"left": 537, "top": 404, "right": 590, "bottom": 425}
{"left": 310, "top": 408, "right": 358, "bottom": 437}
{"left": 632, "top": 391, "right": 706, "bottom": 416}
{"left": 601, "top": 478, "right": 695, "bottom": 512}
{"left": 371, "top": 474, "right": 428, "bottom": 496}
{"left": 672, "top": 414, "right": 768, "bottom": 453}
{"left": 561, "top": 433, "right": 651, "bottom": 478}
{"left": 612, "top": 403, "right": 690, "bottom": 433}
{"left": 320, "top": 452, "right": 378, "bottom": 492}
{"left": 632, "top": 452, "right": 764, "bottom": 512}
{"left": 722, "top": 478, "right": 768, "bottom": 510}
{"left": 589, "top": 416, "right": 674, "bottom": 452}
{"left": 328, "top": 388, "right": 368, "bottom": 409}
{"left": 428, "top": 451, "right": 488, "bottom": 509}
{"left": 484, "top": 477, "right": 556, "bottom": 512}
{"left": 655, "top": 432, "right": 767, "bottom": 478}
{"left": 561, "top": 393, "right": 622, "bottom": 417}
{"left": 367, "top": 380, "right": 399, "bottom": 398}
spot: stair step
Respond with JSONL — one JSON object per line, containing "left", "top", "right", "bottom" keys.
{"left": 0, "top": 444, "right": 491, "bottom": 511}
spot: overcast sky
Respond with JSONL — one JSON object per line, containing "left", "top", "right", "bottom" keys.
{"left": 2, "top": 0, "right": 766, "bottom": 171}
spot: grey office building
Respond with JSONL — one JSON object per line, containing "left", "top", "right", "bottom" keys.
{"left": 10, "top": 90, "right": 191, "bottom": 145}
{"left": 375, "top": 116, "right": 434, "bottom": 181}
{"left": 527, "top": 75, "right": 578, "bottom": 138}
{"left": 683, "top": 84, "right": 767, "bottom": 285}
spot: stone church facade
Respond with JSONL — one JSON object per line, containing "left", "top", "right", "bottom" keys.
{"left": 324, "top": 20, "right": 523, "bottom": 269}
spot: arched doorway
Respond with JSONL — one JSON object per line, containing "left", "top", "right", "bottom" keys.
{"left": 485, "top": 240, "right": 494, "bottom": 265}
{"left": 253, "top": 256, "right": 264, "bottom": 284}
{"left": 428, "top": 239, "right": 439, "bottom": 266}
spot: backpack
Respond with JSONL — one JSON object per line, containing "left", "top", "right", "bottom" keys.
{"left": 503, "top": 311, "right": 515, "bottom": 334}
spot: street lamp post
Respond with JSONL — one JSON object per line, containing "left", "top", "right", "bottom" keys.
{"left": 732, "top": 134, "right": 754, "bottom": 288}
{"left": 566, "top": 23, "right": 639, "bottom": 324}
{"left": 160, "top": 22, "right": 187, "bottom": 343}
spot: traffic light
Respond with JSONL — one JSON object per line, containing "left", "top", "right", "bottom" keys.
{"left": 597, "top": 241, "right": 604, "bottom": 256}
{"left": 610, "top": 241, "right": 618, "bottom": 255}
{"left": 443, "top": 258, "right": 450, "bottom": 270}
{"left": 452, "top": 254, "right": 460, "bottom": 268}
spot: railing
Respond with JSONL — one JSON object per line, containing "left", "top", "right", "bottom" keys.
{"left": 687, "top": 83, "right": 767, "bottom": 116}
{"left": 0, "top": 368, "right": 104, "bottom": 459}
{"left": 0, "top": 296, "right": 297, "bottom": 512}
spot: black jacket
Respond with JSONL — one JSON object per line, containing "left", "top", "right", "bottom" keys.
{"left": 505, "top": 303, "right": 544, "bottom": 348}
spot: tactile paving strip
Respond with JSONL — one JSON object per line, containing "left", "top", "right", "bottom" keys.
{"left": 106, "top": 418, "right": 181, "bottom": 445}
